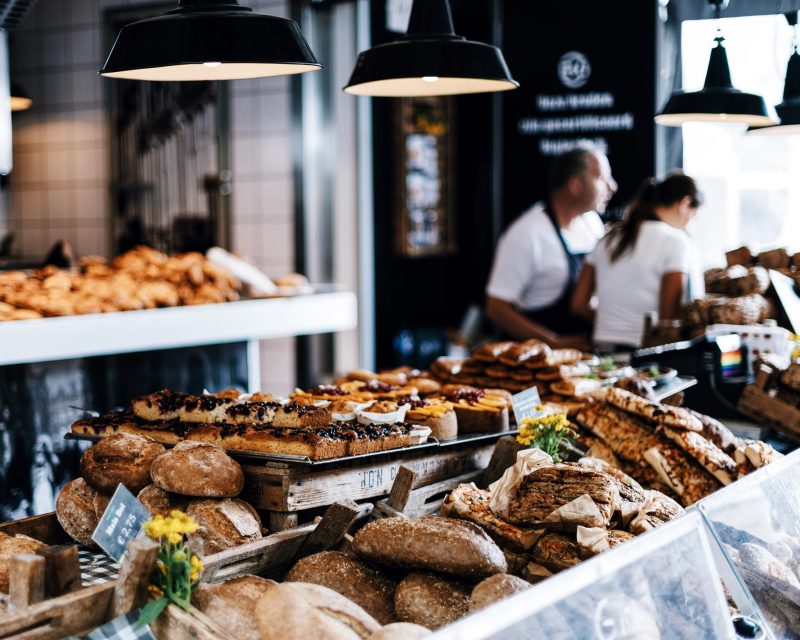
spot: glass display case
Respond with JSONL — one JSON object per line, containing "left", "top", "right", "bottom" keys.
{"left": 696, "top": 450, "right": 800, "bottom": 640}
{"left": 432, "top": 512, "right": 735, "bottom": 640}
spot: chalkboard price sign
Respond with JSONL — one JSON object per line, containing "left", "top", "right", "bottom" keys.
{"left": 92, "top": 485, "right": 151, "bottom": 562}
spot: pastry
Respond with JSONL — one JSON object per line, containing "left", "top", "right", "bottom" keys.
{"left": 405, "top": 400, "right": 458, "bottom": 441}
{"left": 596, "top": 387, "right": 704, "bottom": 431}
{"left": 660, "top": 427, "right": 737, "bottom": 485}
{"left": 498, "top": 340, "right": 551, "bottom": 367}
{"left": 473, "top": 342, "right": 515, "bottom": 363}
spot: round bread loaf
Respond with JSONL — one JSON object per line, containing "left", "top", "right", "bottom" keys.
{"left": 287, "top": 551, "right": 397, "bottom": 624}
{"left": 138, "top": 484, "right": 188, "bottom": 518}
{"left": 56, "top": 478, "right": 107, "bottom": 547}
{"left": 192, "top": 575, "right": 276, "bottom": 640}
{"left": 468, "top": 574, "right": 530, "bottom": 612}
{"left": 150, "top": 441, "right": 243, "bottom": 497}
{"left": 367, "top": 623, "right": 431, "bottom": 639}
{"left": 81, "top": 433, "right": 165, "bottom": 494}
{"left": 393, "top": 573, "right": 470, "bottom": 630}
{"left": 0, "top": 533, "right": 46, "bottom": 593}
{"left": 255, "top": 582, "right": 381, "bottom": 640}
{"left": 352, "top": 516, "right": 507, "bottom": 580}
{"left": 186, "top": 498, "right": 263, "bottom": 555}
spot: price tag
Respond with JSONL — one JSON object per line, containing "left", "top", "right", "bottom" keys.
{"left": 511, "top": 386, "right": 543, "bottom": 423}
{"left": 91, "top": 485, "right": 151, "bottom": 562}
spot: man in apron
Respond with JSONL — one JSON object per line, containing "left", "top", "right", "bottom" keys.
{"left": 485, "top": 146, "right": 617, "bottom": 350}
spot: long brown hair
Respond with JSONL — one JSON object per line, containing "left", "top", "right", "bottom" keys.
{"left": 606, "top": 172, "right": 702, "bottom": 263}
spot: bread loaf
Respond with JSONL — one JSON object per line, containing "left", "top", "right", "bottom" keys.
{"left": 192, "top": 575, "right": 276, "bottom": 640}
{"left": 286, "top": 551, "right": 397, "bottom": 624}
{"left": 393, "top": 572, "right": 470, "bottom": 630}
{"left": 468, "top": 574, "right": 530, "bottom": 612}
{"left": 137, "top": 484, "right": 189, "bottom": 518}
{"left": 255, "top": 582, "right": 381, "bottom": 640}
{"left": 530, "top": 533, "right": 581, "bottom": 572}
{"left": 0, "top": 533, "right": 46, "bottom": 592}
{"left": 186, "top": 498, "right": 263, "bottom": 555}
{"left": 352, "top": 516, "right": 507, "bottom": 580}
{"left": 366, "top": 623, "right": 430, "bottom": 639}
{"left": 56, "top": 478, "right": 107, "bottom": 547}
{"left": 150, "top": 440, "right": 244, "bottom": 497}
{"left": 80, "top": 433, "right": 165, "bottom": 494}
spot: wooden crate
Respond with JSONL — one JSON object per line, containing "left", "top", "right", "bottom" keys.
{"left": 739, "top": 385, "right": 800, "bottom": 441}
{"left": 241, "top": 438, "right": 496, "bottom": 525}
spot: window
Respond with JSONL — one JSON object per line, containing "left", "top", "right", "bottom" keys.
{"left": 681, "top": 14, "right": 800, "bottom": 269}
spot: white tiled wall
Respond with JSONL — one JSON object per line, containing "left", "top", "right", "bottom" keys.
{"left": 8, "top": 0, "right": 297, "bottom": 393}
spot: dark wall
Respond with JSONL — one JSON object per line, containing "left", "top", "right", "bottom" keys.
{"left": 501, "top": 1, "right": 658, "bottom": 226}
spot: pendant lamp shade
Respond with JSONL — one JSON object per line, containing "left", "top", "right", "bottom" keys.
{"left": 655, "top": 36, "right": 777, "bottom": 127}
{"left": 344, "top": 0, "right": 518, "bottom": 97}
{"left": 9, "top": 81, "right": 32, "bottom": 111}
{"left": 100, "top": 0, "right": 320, "bottom": 81}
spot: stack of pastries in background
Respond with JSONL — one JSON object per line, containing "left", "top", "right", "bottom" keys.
{"left": 56, "top": 433, "right": 264, "bottom": 556}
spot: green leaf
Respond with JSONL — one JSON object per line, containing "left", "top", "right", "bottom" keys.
{"left": 136, "top": 596, "right": 168, "bottom": 628}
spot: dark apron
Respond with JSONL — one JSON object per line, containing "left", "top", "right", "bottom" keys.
{"left": 523, "top": 206, "right": 593, "bottom": 336}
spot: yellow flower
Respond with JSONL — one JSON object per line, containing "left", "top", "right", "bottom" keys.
{"left": 167, "top": 531, "right": 183, "bottom": 545}
{"left": 157, "top": 560, "right": 167, "bottom": 577}
{"left": 148, "top": 584, "right": 164, "bottom": 598}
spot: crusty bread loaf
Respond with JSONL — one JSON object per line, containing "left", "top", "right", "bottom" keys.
{"left": 186, "top": 498, "right": 263, "bottom": 555}
{"left": 255, "top": 582, "right": 381, "bottom": 640}
{"left": 192, "top": 575, "right": 276, "bottom": 640}
{"left": 150, "top": 441, "right": 244, "bottom": 497}
{"left": 0, "top": 533, "right": 46, "bottom": 592}
{"left": 80, "top": 433, "right": 165, "bottom": 495}
{"left": 286, "top": 551, "right": 397, "bottom": 624}
{"left": 366, "top": 624, "right": 430, "bottom": 640}
{"left": 468, "top": 574, "right": 530, "bottom": 612}
{"left": 352, "top": 516, "right": 507, "bottom": 580}
{"left": 56, "top": 478, "right": 107, "bottom": 547}
{"left": 393, "top": 572, "right": 470, "bottom": 630}
{"left": 530, "top": 533, "right": 581, "bottom": 572}
{"left": 137, "top": 484, "right": 189, "bottom": 518}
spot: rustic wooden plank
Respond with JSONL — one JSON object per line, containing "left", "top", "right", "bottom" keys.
{"left": 8, "top": 554, "right": 45, "bottom": 609}
{"left": 297, "top": 501, "right": 360, "bottom": 558}
{"left": 35, "top": 545, "right": 81, "bottom": 599}
{"left": 243, "top": 442, "right": 494, "bottom": 511}
{"left": 739, "top": 386, "right": 800, "bottom": 440}
{"left": 110, "top": 537, "right": 159, "bottom": 618}
{"left": 480, "top": 436, "right": 523, "bottom": 488}
{"left": 0, "top": 513, "right": 70, "bottom": 546}
{"left": 386, "top": 467, "right": 417, "bottom": 511}
{"left": 202, "top": 524, "right": 315, "bottom": 583}
{"left": 152, "top": 604, "right": 236, "bottom": 640}
{"left": 0, "top": 581, "right": 115, "bottom": 639}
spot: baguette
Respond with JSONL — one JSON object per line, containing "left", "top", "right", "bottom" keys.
{"left": 352, "top": 516, "right": 507, "bottom": 580}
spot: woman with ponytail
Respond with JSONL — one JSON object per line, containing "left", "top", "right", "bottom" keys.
{"left": 571, "top": 172, "right": 703, "bottom": 349}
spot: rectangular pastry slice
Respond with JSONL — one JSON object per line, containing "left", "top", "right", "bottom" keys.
{"left": 642, "top": 446, "right": 721, "bottom": 506}
{"left": 472, "top": 341, "right": 515, "bottom": 362}
{"left": 661, "top": 427, "right": 737, "bottom": 485}
{"left": 498, "top": 339, "right": 551, "bottom": 367}
{"left": 576, "top": 402, "right": 663, "bottom": 465}
{"left": 596, "top": 387, "right": 703, "bottom": 432}
{"left": 132, "top": 389, "right": 190, "bottom": 421}
{"left": 271, "top": 403, "right": 332, "bottom": 428}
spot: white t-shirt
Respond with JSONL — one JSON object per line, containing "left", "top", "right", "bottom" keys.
{"left": 486, "top": 202, "right": 605, "bottom": 311}
{"left": 587, "top": 220, "right": 700, "bottom": 347}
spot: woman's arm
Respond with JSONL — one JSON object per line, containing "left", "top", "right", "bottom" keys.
{"left": 485, "top": 297, "right": 590, "bottom": 350}
{"left": 570, "top": 264, "right": 596, "bottom": 321}
{"left": 659, "top": 271, "right": 687, "bottom": 320}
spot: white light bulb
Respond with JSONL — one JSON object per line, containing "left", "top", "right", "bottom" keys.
{"left": 422, "top": 76, "right": 439, "bottom": 83}
{"left": 203, "top": 61, "right": 223, "bottom": 68}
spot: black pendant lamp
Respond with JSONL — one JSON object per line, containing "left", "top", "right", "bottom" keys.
{"left": 749, "top": 12, "right": 800, "bottom": 135}
{"left": 9, "top": 82, "right": 32, "bottom": 111}
{"left": 344, "top": 0, "right": 518, "bottom": 97}
{"left": 100, "top": 0, "right": 320, "bottom": 82}
{"left": 655, "top": 0, "right": 776, "bottom": 127}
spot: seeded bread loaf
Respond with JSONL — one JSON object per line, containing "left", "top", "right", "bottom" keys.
{"left": 80, "top": 432, "right": 165, "bottom": 495}
{"left": 393, "top": 572, "right": 470, "bottom": 630}
{"left": 468, "top": 574, "right": 530, "bottom": 612}
{"left": 150, "top": 441, "right": 244, "bottom": 497}
{"left": 352, "top": 516, "right": 507, "bottom": 580}
{"left": 286, "top": 551, "right": 397, "bottom": 624}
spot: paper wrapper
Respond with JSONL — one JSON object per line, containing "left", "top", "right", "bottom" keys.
{"left": 207, "top": 246, "right": 277, "bottom": 295}
{"left": 576, "top": 526, "right": 610, "bottom": 558}
{"left": 489, "top": 448, "right": 553, "bottom": 518}
{"left": 356, "top": 403, "right": 410, "bottom": 425}
{"left": 542, "top": 494, "right": 607, "bottom": 531}
{"left": 332, "top": 402, "right": 372, "bottom": 422}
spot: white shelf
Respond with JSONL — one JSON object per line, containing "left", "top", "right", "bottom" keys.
{"left": 0, "top": 290, "right": 357, "bottom": 366}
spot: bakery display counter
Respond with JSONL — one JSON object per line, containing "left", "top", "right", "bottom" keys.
{"left": 432, "top": 512, "right": 734, "bottom": 639}
{"left": 695, "top": 449, "right": 800, "bottom": 639}
{"left": 0, "top": 288, "right": 357, "bottom": 368}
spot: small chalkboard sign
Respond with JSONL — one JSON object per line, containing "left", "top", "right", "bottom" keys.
{"left": 511, "top": 386, "right": 543, "bottom": 423}
{"left": 92, "top": 485, "right": 151, "bottom": 563}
